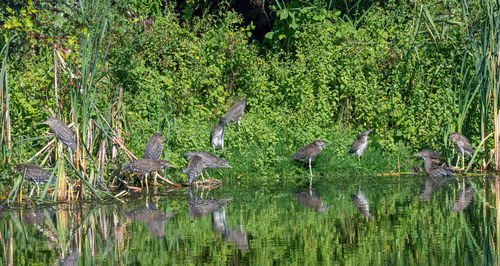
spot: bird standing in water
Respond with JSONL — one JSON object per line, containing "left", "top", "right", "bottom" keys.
{"left": 291, "top": 139, "right": 330, "bottom": 177}
{"left": 42, "top": 117, "right": 77, "bottom": 152}
{"left": 223, "top": 99, "right": 246, "bottom": 131}
{"left": 449, "top": 132, "right": 473, "bottom": 169}
{"left": 144, "top": 133, "right": 163, "bottom": 160}
{"left": 122, "top": 158, "right": 175, "bottom": 192}
{"left": 413, "top": 150, "right": 454, "bottom": 177}
{"left": 210, "top": 119, "right": 225, "bottom": 153}
{"left": 13, "top": 164, "right": 56, "bottom": 197}
{"left": 349, "top": 128, "right": 374, "bottom": 161}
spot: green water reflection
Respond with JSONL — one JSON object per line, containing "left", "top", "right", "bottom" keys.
{"left": 0, "top": 174, "right": 498, "bottom": 265}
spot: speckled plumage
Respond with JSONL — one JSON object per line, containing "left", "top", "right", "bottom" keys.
{"left": 42, "top": 117, "right": 77, "bottom": 152}
{"left": 449, "top": 132, "right": 473, "bottom": 158}
{"left": 14, "top": 164, "right": 55, "bottom": 186}
{"left": 144, "top": 133, "right": 163, "bottom": 160}
{"left": 184, "top": 151, "right": 232, "bottom": 169}
{"left": 291, "top": 139, "right": 329, "bottom": 176}
{"left": 121, "top": 158, "right": 175, "bottom": 174}
{"left": 210, "top": 120, "right": 225, "bottom": 152}
{"left": 223, "top": 99, "right": 246, "bottom": 126}
{"left": 349, "top": 128, "right": 374, "bottom": 160}
{"left": 413, "top": 151, "right": 455, "bottom": 177}
{"left": 351, "top": 189, "right": 375, "bottom": 220}
{"left": 184, "top": 155, "right": 204, "bottom": 184}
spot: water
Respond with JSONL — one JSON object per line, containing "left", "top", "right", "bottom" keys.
{"left": 0, "top": 174, "right": 497, "bottom": 265}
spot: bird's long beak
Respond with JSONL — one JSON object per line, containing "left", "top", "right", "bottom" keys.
{"left": 41, "top": 119, "right": 49, "bottom": 125}
{"left": 413, "top": 153, "right": 422, "bottom": 157}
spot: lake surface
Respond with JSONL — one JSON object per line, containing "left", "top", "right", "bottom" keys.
{"left": 0, "top": 174, "right": 498, "bottom": 265}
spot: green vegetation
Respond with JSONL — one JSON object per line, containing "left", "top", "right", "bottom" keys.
{"left": 0, "top": 0, "right": 499, "bottom": 200}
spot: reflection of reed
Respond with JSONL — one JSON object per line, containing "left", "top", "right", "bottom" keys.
{"left": 59, "top": 248, "right": 79, "bottom": 266}
{"left": 294, "top": 189, "right": 330, "bottom": 212}
{"left": 351, "top": 189, "right": 375, "bottom": 220}
{"left": 452, "top": 186, "right": 474, "bottom": 212}
{"left": 125, "top": 202, "right": 175, "bottom": 239}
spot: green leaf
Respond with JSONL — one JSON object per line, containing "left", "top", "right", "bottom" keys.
{"left": 264, "top": 31, "right": 274, "bottom": 39}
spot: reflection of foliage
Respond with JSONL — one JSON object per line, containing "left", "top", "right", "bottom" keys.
{"left": 0, "top": 176, "right": 495, "bottom": 264}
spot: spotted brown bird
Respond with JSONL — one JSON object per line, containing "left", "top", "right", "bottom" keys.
{"left": 122, "top": 159, "right": 175, "bottom": 191}
{"left": 291, "top": 139, "right": 330, "bottom": 177}
{"left": 185, "top": 151, "right": 232, "bottom": 178}
{"left": 349, "top": 128, "right": 374, "bottom": 161}
{"left": 144, "top": 133, "right": 163, "bottom": 160}
{"left": 413, "top": 150, "right": 454, "bottom": 177}
{"left": 449, "top": 132, "right": 473, "bottom": 169}
{"left": 184, "top": 155, "right": 204, "bottom": 184}
{"left": 42, "top": 117, "right": 77, "bottom": 152}
{"left": 223, "top": 99, "right": 246, "bottom": 131}
{"left": 13, "top": 164, "right": 56, "bottom": 197}
{"left": 210, "top": 119, "right": 225, "bottom": 153}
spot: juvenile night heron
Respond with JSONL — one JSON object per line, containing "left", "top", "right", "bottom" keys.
{"left": 185, "top": 151, "right": 232, "bottom": 178}
{"left": 413, "top": 150, "right": 454, "bottom": 177}
{"left": 419, "top": 149, "right": 443, "bottom": 165}
{"left": 122, "top": 158, "right": 175, "bottom": 191}
{"left": 449, "top": 132, "right": 473, "bottom": 169}
{"left": 223, "top": 99, "right": 246, "bottom": 130}
{"left": 184, "top": 155, "right": 204, "bottom": 184}
{"left": 42, "top": 117, "right": 77, "bottom": 152}
{"left": 210, "top": 119, "right": 225, "bottom": 153}
{"left": 144, "top": 133, "right": 163, "bottom": 160}
{"left": 291, "top": 139, "right": 330, "bottom": 177}
{"left": 351, "top": 189, "right": 375, "bottom": 220}
{"left": 349, "top": 128, "right": 374, "bottom": 161}
{"left": 13, "top": 164, "right": 56, "bottom": 197}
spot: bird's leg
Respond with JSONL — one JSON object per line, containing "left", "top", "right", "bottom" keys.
{"left": 37, "top": 185, "right": 40, "bottom": 196}
{"left": 145, "top": 174, "right": 149, "bottom": 193}
{"left": 455, "top": 154, "right": 460, "bottom": 168}
{"left": 205, "top": 170, "right": 211, "bottom": 179}
{"left": 309, "top": 175, "right": 312, "bottom": 189}
{"left": 201, "top": 171, "right": 205, "bottom": 180}
{"left": 213, "top": 146, "right": 216, "bottom": 154}
{"left": 462, "top": 152, "right": 465, "bottom": 169}
{"left": 237, "top": 120, "right": 241, "bottom": 131}
{"left": 308, "top": 158, "right": 313, "bottom": 177}
{"left": 29, "top": 186, "right": 36, "bottom": 198}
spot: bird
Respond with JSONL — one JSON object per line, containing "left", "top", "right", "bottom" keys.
{"left": 351, "top": 189, "right": 375, "bottom": 220}
{"left": 42, "top": 117, "right": 77, "bottom": 152}
{"left": 210, "top": 119, "right": 225, "bottom": 153}
{"left": 413, "top": 150, "right": 455, "bottom": 177}
{"left": 125, "top": 202, "right": 175, "bottom": 239}
{"left": 121, "top": 158, "right": 175, "bottom": 192}
{"left": 185, "top": 151, "right": 232, "bottom": 178}
{"left": 291, "top": 139, "right": 330, "bottom": 177}
{"left": 223, "top": 99, "right": 246, "bottom": 131}
{"left": 294, "top": 189, "right": 330, "bottom": 212}
{"left": 349, "top": 128, "right": 374, "bottom": 161}
{"left": 449, "top": 132, "right": 474, "bottom": 169}
{"left": 419, "top": 149, "right": 443, "bottom": 165}
{"left": 184, "top": 155, "right": 204, "bottom": 184}
{"left": 144, "top": 133, "right": 163, "bottom": 160}
{"left": 13, "top": 164, "right": 56, "bottom": 197}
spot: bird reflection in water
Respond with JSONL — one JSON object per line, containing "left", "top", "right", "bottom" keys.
{"left": 212, "top": 209, "right": 249, "bottom": 250}
{"left": 187, "top": 190, "right": 232, "bottom": 218}
{"left": 125, "top": 202, "right": 175, "bottom": 239}
{"left": 418, "top": 177, "right": 453, "bottom": 201}
{"left": 294, "top": 189, "right": 330, "bottom": 212}
{"left": 59, "top": 248, "right": 79, "bottom": 266}
{"left": 351, "top": 189, "right": 375, "bottom": 221}
{"left": 452, "top": 186, "right": 474, "bottom": 212}
{"left": 20, "top": 207, "right": 55, "bottom": 225}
